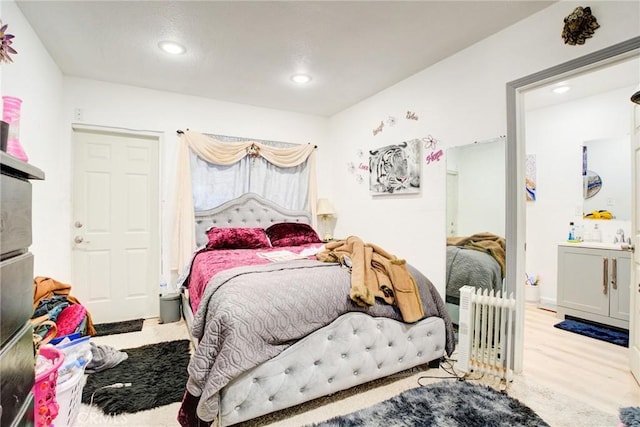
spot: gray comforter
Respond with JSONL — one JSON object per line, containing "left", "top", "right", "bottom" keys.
{"left": 446, "top": 246, "right": 503, "bottom": 303}
{"left": 186, "top": 259, "right": 454, "bottom": 422}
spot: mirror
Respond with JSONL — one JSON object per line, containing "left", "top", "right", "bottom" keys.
{"left": 446, "top": 138, "right": 506, "bottom": 237}
{"left": 582, "top": 136, "right": 631, "bottom": 220}
{"left": 445, "top": 138, "right": 506, "bottom": 324}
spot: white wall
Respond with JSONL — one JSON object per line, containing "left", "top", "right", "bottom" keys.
{"left": 61, "top": 79, "right": 328, "bottom": 283}
{"left": 327, "top": 1, "right": 640, "bottom": 296}
{"left": 1, "top": 0, "right": 65, "bottom": 279}
{"left": 2, "top": 0, "right": 639, "bottom": 300}
{"left": 525, "top": 86, "right": 635, "bottom": 308}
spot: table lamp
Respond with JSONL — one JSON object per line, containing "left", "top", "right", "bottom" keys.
{"left": 316, "top": 198, "right": 336, "bottom": 241}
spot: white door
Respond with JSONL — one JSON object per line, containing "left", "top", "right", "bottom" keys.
{"left": 72, "top": 128, "right": 160, "bottom": 323}
{"left": 631, "top": 95, "right": 640, "bottom": 384}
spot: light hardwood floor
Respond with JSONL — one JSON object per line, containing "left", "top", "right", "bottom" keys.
{"left": 79, "top": 305, "right": 639, "bottom": 426}
{"left": 522, "top": 303, "right": 639, "bottom": 414}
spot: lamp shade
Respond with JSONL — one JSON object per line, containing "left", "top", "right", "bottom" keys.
{"left": 317, "top": 198, "right": 335, "bottom": 216}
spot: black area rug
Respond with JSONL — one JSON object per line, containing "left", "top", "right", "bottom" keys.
{"left": 554, "top": 318, "right": 628, "bottom": 347}
{"left": 81, "top": 339, "right": 190, "bottom": 415}
{"left": 93, "top": 318, "right": 145, "bottom": 337}
{"left": 311, "top": 380, "right": 549, "bottom": 427}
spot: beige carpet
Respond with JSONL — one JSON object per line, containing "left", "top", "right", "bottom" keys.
{"left": 74, "top": 318, "right": 619, "bottom": 427}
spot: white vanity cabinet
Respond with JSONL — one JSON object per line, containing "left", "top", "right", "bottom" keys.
{"left": 557, "top": 244, "right": 630, "bottom": 329}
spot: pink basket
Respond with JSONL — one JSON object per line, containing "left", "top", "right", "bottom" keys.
{"left": 33, "top": 346, "right": 65, "bottom": 427}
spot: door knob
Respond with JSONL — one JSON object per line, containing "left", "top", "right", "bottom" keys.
{"left": 74, "top": 221, "right": 83, "bottom": 228}
{"left": 74, "top": 236, "right": 84, "bottom": 244}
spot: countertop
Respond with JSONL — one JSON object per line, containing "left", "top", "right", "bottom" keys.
{"left": 558, "top": 241, "right": 633, "bottom": 251}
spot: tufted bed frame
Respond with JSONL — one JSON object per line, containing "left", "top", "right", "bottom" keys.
{"left": 181, "top": 193, "right": 312, "bottom": 331}
{"left": 181, "top": 193, "right": 448, "bottom": 426}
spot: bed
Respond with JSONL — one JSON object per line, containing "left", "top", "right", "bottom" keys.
{"left": 445, "top": 233, "right": 505, "bottom": 324}
{"left": 177, "top": 193, "right": 456, "bottom": 426}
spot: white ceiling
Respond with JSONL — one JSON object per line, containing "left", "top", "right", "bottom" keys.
{"left": 16, "top": 1, "right": 555, "bottom": 116}
{"left": 524, "top": 55, "right": 640, "bottom": 111}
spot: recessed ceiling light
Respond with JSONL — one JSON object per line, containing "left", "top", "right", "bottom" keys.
{"left": 158, "top": 41, "right": 186, "bottom": 55}
{"left": 552, "top": 85, "right": 571, "bottom": 94}
{"left": 291, "top": 74, "right": 312, "bottom": 84}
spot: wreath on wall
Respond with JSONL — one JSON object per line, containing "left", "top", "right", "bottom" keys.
{"left": 561, "top": 6, "right": 600, "bottom": 45}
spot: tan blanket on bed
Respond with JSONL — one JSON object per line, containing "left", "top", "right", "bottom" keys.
{"left": 446, "top": 232, "right": 506, "bottom": 278}
{"left": 316, "top": 236, "right": 425, "bottom": 323}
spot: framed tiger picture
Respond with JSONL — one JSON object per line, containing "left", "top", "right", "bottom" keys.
{"left": 369, "top": 139, "right": 421, "bottom": 195}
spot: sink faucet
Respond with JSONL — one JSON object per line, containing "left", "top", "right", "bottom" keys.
{"left": 614, "top": 229, "right": 625, "bottom": 243}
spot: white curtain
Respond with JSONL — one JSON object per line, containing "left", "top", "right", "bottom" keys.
{"left": 173, "top": 130, "right": 317, "bottom": 273}
{"left": 190, "top": 153, "right": 250, "bottom": 210}
{"left": 248, "top": 159, "right": 309, "bottom": 210}
{"left": 190, "top": 137, "right": 310, "bottom": 212}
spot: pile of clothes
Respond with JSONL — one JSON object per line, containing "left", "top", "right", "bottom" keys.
{"left": 31, "top": 276, "right": 96, "bottom": 341}
{"left": 33, "top": 276, "right": 129, "bottom": 373}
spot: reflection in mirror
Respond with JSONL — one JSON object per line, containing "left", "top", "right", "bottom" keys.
{"left": 583, "top": 170, "right": 601, "bottom": 199}
{"left": 582, "top": 136, "right": 630, "bottom": 220}
{"left": 445, "top": 138, "right": 506, "bottom": 324}
{"left": 446, "top": 139, "right": 506, "bottom": 237}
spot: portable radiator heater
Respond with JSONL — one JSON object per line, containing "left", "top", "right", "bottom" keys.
{"left": 458, "top": 285, "right": 516, "bottom": 381}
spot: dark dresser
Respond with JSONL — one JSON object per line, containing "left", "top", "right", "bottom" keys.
{"left": 0, "top": 152, "right": 44, "bottom": 427}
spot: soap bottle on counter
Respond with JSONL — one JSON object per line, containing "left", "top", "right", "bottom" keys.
{"left": 574, "top": 224, "right": 584, "bottom": 242}
{"left": 568, "top": 222, "right": 576, "bottom": 241}
{"left": 592, "top": 223, "right": 602, "bottom": 242}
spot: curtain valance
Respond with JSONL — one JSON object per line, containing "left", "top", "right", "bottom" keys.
{"left": 183, "top": 130, "right": 315, "bottom": 166}
{"left": 173, "top": 130, "right": 317, "bottom": 273}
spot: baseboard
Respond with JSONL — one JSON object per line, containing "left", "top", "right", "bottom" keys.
{"left": 537, "top": 297, "right": 556, "bottom": 312}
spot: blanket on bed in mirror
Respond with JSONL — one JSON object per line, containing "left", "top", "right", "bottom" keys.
{"left": 446, "top": 232, "right": 506, "bottom": 276}
{"left": 445, "top": 246, "right": 503, "bottom": 304}
{"left": 178, "top": 259, "right": 454, "bottom": 426}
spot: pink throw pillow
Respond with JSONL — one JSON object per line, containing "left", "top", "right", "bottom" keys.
{"left": 206, "top": 227, "right": 271, "bottom": 250}
{"left": 266, "top": 222, "right": 322, "bottom": 247}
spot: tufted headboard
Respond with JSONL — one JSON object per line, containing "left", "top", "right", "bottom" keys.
{"left": 194, "top": 193, "right": 312, "bottom": 247}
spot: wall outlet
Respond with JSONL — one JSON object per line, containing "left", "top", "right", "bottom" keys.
{"left": 74, "top": 108, "right": 83, "bottom": 121}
